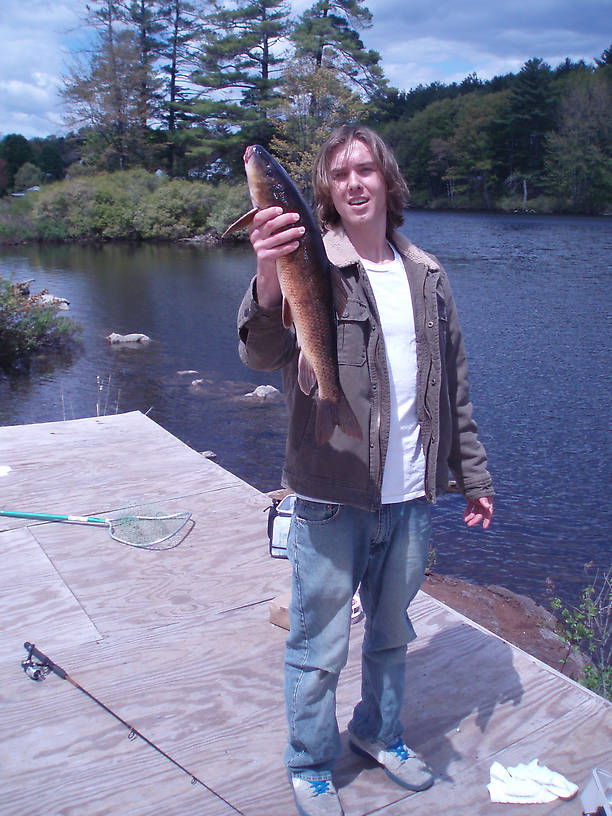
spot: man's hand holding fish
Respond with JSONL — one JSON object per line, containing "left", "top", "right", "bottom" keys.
{"left": 249, "top": 206, "right": 303, "bottom": 307}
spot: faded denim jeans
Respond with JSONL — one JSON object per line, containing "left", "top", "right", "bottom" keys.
{"left": 284, "top": 497, "right": 431, "bottom": 778}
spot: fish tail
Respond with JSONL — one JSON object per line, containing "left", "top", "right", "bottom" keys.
{"left": 315, "top": 392, "right": 362, "bottom": 446}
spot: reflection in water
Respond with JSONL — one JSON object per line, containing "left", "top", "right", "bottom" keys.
{"left": 0, "top": 212, "right": 610, "bottom": 610}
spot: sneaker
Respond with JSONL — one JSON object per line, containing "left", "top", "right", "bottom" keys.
{"left": 351, "top": 590, "right": 364, "bottom": 624}
{"left": 349, "top": 733, "right": 434, "bottom": 791}
{"left": 289, "top": 773, "right": 345, "bottom": 816}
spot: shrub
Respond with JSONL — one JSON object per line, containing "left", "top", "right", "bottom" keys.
{"left": 133, "top": 180, "right": 215, "bottom": 239}
{"left": 32, "top": 178, "right": 95, "bottom": 240}
{"left": 0, "top": 196, "right": 37, "bottom": 242}
{"left": 0, "top": 277, "right": 81, "bottom": 369}
{"left": 2, "top": 169, "right": 251, "bottom": 243}
{"left": 30, "top": 169, "right": 162, "bottom": 241}
{"left": 203, "top": 182, "right": 252, "bottom": 236}
{"left": 550, "top": 565, "right": 612, "bottom": 701}
{"left": 14, "top": 162, "right": 43, "bottom": 192}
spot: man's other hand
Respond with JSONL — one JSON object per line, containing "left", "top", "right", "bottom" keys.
{"left": 463, "top": 496, "right": 494, "bottom": 529}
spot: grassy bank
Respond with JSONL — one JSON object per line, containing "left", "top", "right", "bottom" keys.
{"left": 0, "top": 170, "right": 252, "bottom": 244}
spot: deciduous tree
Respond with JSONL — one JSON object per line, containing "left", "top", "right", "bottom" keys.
{"left": 270, "top": 57, "right": 365, "bottom": 196}
{"left": 545, "top": 71, "right": 612, "bottom": 212}
{"left": 62, "top": 28, "right": 144, "bottom": 169}
{"left": 0, "top": 134, "right": 34, "bottom": 189}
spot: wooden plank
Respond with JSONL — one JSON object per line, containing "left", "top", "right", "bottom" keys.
{"left": 334, "top": 592, "right": 612, "bottom": 815}
{"left": 0, "top": 526, "right": 102, "bottom": 663}
{"left": 1, "top": 413, "right": 610, "bottom": 816}
{"left": 25, "top": 487, "right": 289, "bottom": 639}
{"left": 0, "top": 670, "right": 238, "bottom": 816}
{"left": 2, "top": 605, "right": 293, "bottom": 816}
{"left": 0, "top": 412, "right": 243, "bottom": 532}
{"left": 369, "top": 697, "right": 611, "bottom": 815}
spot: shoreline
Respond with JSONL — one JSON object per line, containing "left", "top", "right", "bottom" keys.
{"left": 1, "top": 209, "right": 609, "bottom": 249}
{"left": 422, "top": 571, "right": 586, "bottom": 682}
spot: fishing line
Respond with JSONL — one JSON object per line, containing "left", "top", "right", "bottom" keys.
{"left": 21, "top": 642, "right": 244, "bottom": 815}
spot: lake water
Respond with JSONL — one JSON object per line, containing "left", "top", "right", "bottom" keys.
{"left": 1, "top": 211, "right": 610, "bottom": 610}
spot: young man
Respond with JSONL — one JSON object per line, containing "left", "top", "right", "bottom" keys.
{"left": 237, "top": 125, "right": 494, "bottom": 816}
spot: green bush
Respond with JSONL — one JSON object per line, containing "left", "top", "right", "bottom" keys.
{"left": 1, "top": 169, "right": 251, "bottom": 243}
{"left": 92, "top": 185, "right": 138, "bottom": 240}
{"left": 14, "top": 162, "right": 43, "bottom": 192}
{"left": 0, "top": 277, "right": 81, "bottom": 369}
{"left": 0, "top": 196, "right": 37, "bottom": 242}
{"left": 32, "top": 178, "right": 94, "bottom": 240}
{"left": 551, "top": 566, "right": 612, "bottom": 701}
{"left": 30, "top": 169, "right": 160, "bottom": 241}
{"left": 204, "top": 182, "right": 252, "bottom": 236}
{"left": 133, "top": 180, "right": 215, "bottom": 239}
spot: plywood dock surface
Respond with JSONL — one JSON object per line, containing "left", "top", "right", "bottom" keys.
{"left": 0, "top": 411, "right": 610, "bottom": 815}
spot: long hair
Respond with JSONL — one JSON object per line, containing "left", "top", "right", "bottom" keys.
{"left": 312, "top": 125, "right": 409, "bottom": 234}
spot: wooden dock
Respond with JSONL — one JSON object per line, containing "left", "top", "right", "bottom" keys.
{"left": 1, "top": 411, "right": 609, "bottom": 815}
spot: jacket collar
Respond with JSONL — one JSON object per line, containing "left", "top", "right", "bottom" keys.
{"left": 323, "top": 224, "right": 440, "bottom": 272}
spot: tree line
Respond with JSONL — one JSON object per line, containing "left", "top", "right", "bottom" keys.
{"left": 0, "top": 0, "right": 610, "bottom": 214}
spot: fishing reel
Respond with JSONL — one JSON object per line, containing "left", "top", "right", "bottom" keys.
{"left": 21, "top": 643, "right": 50, "bottom": 682}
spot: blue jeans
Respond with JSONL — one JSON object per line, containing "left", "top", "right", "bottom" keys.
{"left": 284, "top": 497, "right": 431, "bottom": 778}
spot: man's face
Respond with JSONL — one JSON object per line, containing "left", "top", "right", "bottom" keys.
{"left": 328, "top": 139, "right": 388, "bottom": 234}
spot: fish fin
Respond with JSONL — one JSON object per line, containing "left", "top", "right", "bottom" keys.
{"left": 297, "top": 350, "right": 317, "bottom": 395}
{"left": 281, "top": 296, "right": 294, "bottom": 330}
{"left": 315, "top": 392, "right": 362, "bottom": 446}
{"left": 314, "top": 400, "right": 336, "bottom": 446}
{"left": 335, "top": 391, "right": 362, "bottom": 440}
{"left": 331, "top": 266, "right": 351, "bottom": 318}
{"left": 221, "top": 207, "right": 258, "bottom": 238}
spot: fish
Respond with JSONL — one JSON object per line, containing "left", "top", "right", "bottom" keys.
{"left": 223, "top": 144, "right": 361, "bottom": 446}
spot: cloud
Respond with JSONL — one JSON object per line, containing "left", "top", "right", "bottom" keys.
{"left": 366, "top": 0, "right": 610, "bottom": 88}
{"left": 0, "top": 0, "right": 83, "bottom": 138}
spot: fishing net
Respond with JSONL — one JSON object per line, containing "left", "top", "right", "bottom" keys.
{"left": 107, "top": 511, "right": 192, "bottom": 550}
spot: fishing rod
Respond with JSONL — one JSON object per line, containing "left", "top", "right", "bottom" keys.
{"left": 21, "top": 642, "right": 244, "bottom": 815}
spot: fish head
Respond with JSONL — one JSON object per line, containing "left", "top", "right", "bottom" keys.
{"left": 243, "top": 144, "right": 297, "bottom": 212}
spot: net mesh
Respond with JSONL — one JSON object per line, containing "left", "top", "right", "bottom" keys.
{"left": 108, "top": 511, "right": 192, "bottom": 549}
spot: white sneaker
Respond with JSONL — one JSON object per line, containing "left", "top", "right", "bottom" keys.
{"left": 351, "top": 590, "right": 364, "bottom": 624}
{"left": 289, "top": 773, "right": 345, "bottom": 816}
{"left": 349, "top": 733, "right": 434, "bottom": 791}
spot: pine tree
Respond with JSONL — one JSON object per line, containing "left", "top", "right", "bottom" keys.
{"left": 157, "top": 0, "right": 207, "bottom": 175}
{"left": 595, "top": 44, "right": 612, "bottom": 68}
{"left": 493, "top": 58, "right": 554, "bottom": 200}
{"left": 292, "top": 0, "right": 385, "bottom": 99}
{"left": 122, "top": 1, "right": 166, "bottom": 131}
{"left": 188, "top": 0, "right": 291, "bottom": 171}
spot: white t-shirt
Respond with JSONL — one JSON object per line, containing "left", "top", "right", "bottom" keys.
{"left": 362, "top": 244, "right": 425, "bottom": 503}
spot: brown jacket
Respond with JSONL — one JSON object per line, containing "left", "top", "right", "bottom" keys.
{"left": 237, "top": 226, "right": 493, "bottom": 509}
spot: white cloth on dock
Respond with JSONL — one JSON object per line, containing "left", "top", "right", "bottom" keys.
{"left": 487, "top": 758, "right": 578, "bottom": 803}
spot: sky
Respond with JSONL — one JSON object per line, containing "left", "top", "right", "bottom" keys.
{"left": 0, "top": 0, "right": 609, "bottom": 140}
